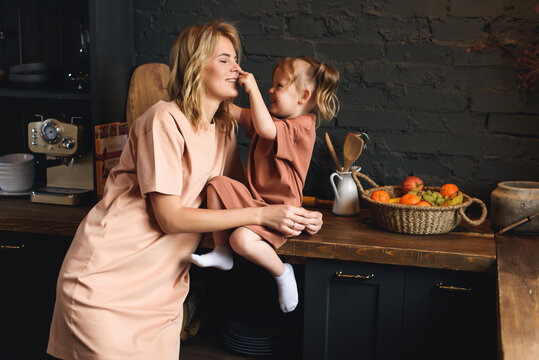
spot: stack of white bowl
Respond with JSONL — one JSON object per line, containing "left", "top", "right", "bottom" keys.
{"left": 0, "top": 153, "right": 35, "bottom": 192}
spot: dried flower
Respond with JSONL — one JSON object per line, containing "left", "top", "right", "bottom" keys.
{"left": 517, "top": 44, "right": 539, "bottom": 91}
{"left": 467, "top": 3, "right": 539, "bottom": 92}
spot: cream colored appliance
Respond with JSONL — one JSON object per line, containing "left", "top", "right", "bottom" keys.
{"left": 27, "top": 114, "right": 93, "bottom": 205}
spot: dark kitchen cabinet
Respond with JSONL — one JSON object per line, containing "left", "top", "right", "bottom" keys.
{"left": 401, "top": 267, "right": 497, "bottom": 360}
{"left": 303, "top": 259, "right": 405, "bottom": 360}
{"left": 0, "top": 231, "right": 71, "bottom": 360}
{"left": 303, "top": 259, "right": 497, "bottom": 360}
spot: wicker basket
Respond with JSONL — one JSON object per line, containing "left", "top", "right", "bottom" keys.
{"left": 352, "top": 171, "right": 487, "bottom": 235}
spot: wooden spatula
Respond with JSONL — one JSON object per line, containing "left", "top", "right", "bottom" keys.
{"left": 342, "top": 133, "right": 364, "bottom": 172}
{"left": 126, "top": 63, "right": 171, "bottom": 129}
{"left": 325, "top": 132, "right": 343, "bottom": 172}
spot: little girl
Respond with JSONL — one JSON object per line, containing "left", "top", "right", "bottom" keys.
{"left": 190, "top": 57, "right": 340, "bottom": 312}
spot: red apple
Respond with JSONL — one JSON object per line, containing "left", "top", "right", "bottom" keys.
{"left": 401, "top": 176, "right": 424, "bottom": 193}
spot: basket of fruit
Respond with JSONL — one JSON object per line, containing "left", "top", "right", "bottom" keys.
{"left": 352, "top": 171, "right": 487, "bottom": 235}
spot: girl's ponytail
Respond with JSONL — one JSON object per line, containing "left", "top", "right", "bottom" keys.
{"left": 311, "top": 61, "right": 340, "bottom": 123}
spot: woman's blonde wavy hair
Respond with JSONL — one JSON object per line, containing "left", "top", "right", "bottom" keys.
{"left": 168, "top": 21, "right": 241, "bottom": 134}
{"left": 276, "top": 57, "right": 340, "bottom": 126}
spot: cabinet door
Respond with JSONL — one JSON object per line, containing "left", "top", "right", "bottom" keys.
{"left": 402, "top": 267, "right": 497, "bottom": 360}
{"left": 0, "top": 232, "right": 70, "bottom": 360}
{"left": 304, "top": 259, "right": 404, "bottom": 360}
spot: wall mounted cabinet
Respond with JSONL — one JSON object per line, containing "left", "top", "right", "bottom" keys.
{"left": 0, "top": 0, "right": 133, "bottom": 199}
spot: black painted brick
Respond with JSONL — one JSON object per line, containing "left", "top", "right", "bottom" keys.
{"left": 392, "top": 88, "right": 468, "bottom": 111}
{"left": 476, "top": 159, "right": 539, "bottom": 181}
{"left": 451, "top": 0, "right": 506, "bottom": 17}
{"left": 489, "top": 114, "right": 539, "bottom": 137}
{"left": 288, "top": 17, "right": 326, "bottom": 38}
{"left": 244, "top": 36, "right": 314, "bottom": 57}
{"left": 444, "top": 68, "right": 518, "bottom": 89}
{"left": 316, "top": 42, "right": 383, "bottom": 61}
{"left": 471, "top": 89, "right": 539, "bottom": 114}
{"left": 411, "top": 112, "right": 485, "bottom": 133}
{"left": 386, "top": 44, "right": 452, "bottom": 65}
{"left": 431, "top": 20, "right": 485, "bottom": 41}
{"left": 338, "top": 108, "right": 409, "bottom": 130}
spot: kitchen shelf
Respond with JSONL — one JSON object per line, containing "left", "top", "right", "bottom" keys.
{"left": 0, "top": 87, "right": 91, "bottom": 100}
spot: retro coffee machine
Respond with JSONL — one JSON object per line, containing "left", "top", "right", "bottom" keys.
{"left": 28, "top": 114, "right": 93, "bottom": 205}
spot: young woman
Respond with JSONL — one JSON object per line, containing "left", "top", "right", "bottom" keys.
{"left": 190, "top": 56, "right": 339, "bottom": 313}
{"left": 47, "top": 21, "right": 322, "bottom": 360}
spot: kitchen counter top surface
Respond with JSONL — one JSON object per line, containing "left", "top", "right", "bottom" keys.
{"left": 1, "top": 198, "right": 537, "bottom": 359}
{"left": 0, "top": 198, "right": 495, "bottom": 272}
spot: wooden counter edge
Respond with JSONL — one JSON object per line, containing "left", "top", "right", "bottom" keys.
{"left": 200, "top": 234, "right": 496, "bottom": 273}
{"left": 496, "top": 233, "right": 539, "bottom": 360}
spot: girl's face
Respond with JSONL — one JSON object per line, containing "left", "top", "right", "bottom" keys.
{"left": 268, "top": 66, "right": 302, "bottom": 118}
{"left": 202, "top": 36, "right": 240, "bottom": 102}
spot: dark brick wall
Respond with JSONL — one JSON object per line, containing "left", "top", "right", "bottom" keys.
{"left": 133, "top": 0, "right": 539, "bottom": 205}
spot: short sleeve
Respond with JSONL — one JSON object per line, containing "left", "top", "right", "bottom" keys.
{"left": 274, "top": 119, "right": 303, "bottom": 161}
{"left": 136, "top": 126, "right": 185, "bottom": 197}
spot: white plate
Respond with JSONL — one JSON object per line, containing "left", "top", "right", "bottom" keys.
{"left": 0, "top": 189, "right": 31, "bottom": 196}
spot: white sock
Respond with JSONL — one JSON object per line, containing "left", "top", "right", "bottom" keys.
{"left": 189, "top": 246, "right": 233, "bottom": 271}
{"left": 274, "top": 263, "right": 298, "bottom": 313}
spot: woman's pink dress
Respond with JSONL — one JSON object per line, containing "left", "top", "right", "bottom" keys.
{"left": 47, "top": 101, "right": 241, "bottom": 360}
{"left": 208, "top": 109, "right": 316, "bottom": 248}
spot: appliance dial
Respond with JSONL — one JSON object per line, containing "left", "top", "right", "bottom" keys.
{"left": 61, "top": 136, "right": 76, "bottom": 150}
{"left": 41, "top": 119, "right": 62, "bottom": 144}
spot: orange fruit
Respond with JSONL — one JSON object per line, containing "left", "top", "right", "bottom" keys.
{"left": 440, "top": 184, "right": 459, "bottom": 198}
{"left": 371, "top": 190, "right": 390, "bottom": 203}
{"left": 399, "top": 193, "right": 421, "bottom": 205}
{"left": 417, "top": 200, "right": 432, "bottom": 207}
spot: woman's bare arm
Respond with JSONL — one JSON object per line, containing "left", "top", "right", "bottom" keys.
{"left": 149, "top": 193, "right": 321, "bottom": 236}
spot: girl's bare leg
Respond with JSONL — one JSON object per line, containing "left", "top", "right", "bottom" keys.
{"left": 189, "top": 185, "right": 234, "bottom": 270}
{"left": 230, "top": 227, "right": 298, "bottom": 312}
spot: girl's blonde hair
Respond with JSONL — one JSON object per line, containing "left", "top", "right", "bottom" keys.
{"left": 276, "top": 57, "right": 340, "bottom": 125}
{"left": 168, "top": 21, "right": 241, "bottom": 133}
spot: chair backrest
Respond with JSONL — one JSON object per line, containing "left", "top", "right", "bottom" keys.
{"left": 126, "top": 63, "right": 171, "bottom": 129}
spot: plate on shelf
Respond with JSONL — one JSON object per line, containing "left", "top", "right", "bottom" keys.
{"left": 0, "top": 189, "right": 31, "bottom": 196}
{"left": 8, "top": 73, "right": 50, "bottom": 84}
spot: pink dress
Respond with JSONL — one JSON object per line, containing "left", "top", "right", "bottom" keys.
{"left": 208, "top": 109, "right": 316, "bottom": 248}
{"left": 47, "top": 101, "right": 241, "bottom": 360}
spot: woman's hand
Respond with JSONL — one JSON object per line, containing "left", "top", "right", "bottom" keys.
{"left": 260, "top": 205, "right": 323, "bottom": 237}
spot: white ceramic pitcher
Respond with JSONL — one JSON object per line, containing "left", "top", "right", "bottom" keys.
{"left": 330, "top": 167, "right": 360, "bottom": 216}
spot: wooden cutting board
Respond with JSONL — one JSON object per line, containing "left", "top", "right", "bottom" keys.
{"left": 126, "top": 63, "right": 171, "bottom": 129}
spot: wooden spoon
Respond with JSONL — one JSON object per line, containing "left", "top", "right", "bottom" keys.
{"left": 342, "top": 133, "right": 364, "bottom": 172}
{"left": 325, "top": 132, "right": 343, "bottom": 172}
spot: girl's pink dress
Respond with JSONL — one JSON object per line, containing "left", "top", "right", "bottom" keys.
{"left": 208, "top": 109, "right": 316, "bottom": 248}
{"left": 47, "top": 101, "right": 241, "bottom": 360}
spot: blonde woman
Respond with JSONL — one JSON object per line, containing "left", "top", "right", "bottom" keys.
{"left": 47, "top": 21, "right": 322, "bottom": 360}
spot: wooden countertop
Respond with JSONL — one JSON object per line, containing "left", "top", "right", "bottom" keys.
{"left": 0, "top": 198, "right": 496, "bottom": 272}
{"left": 0, "top": 198, "right": 91, "bottom": 236}
{"left": 496, "top": 233, "right": 539, "bottom": 360}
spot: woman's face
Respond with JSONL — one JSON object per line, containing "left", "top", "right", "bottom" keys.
{"left": 268, "top": 66, "right": 301, "bottom": 118}
{"left": 202, "top": 36, "right": 240, "bottom": 102}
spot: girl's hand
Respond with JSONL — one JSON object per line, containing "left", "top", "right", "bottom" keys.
{"left": 238, "top": 70, "right": 258, "bottom": 94}
{"left": 303, "top": 210, "right": 323, "bottom": 235}
{"left": 260, "top": 205, "right": 323, "bottom": 237}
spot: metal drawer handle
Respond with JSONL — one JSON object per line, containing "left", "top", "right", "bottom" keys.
{"left": 435, "top": 282, "right": 472, "bottom": 292}
{"left": 335, "top": 271, "right": 374, "bottom": 280}
{"left": 0, "top": 244, "right": 25, "bottom": 250}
